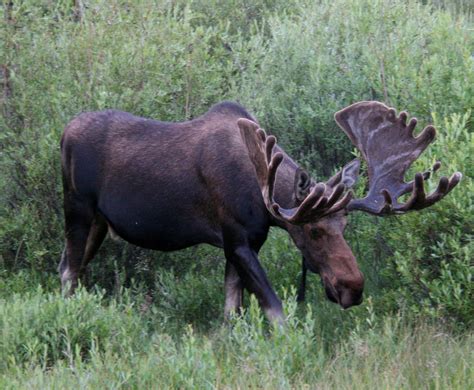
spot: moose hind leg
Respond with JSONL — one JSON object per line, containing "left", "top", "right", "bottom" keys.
{"left": 82, "top": 214, "right": 108, "bottom": 270}
{"left": 60, "top": 198, "right": 95, "bottom": 296}
{"left": 60, "top": 225, "right": 90, "bottom": 295}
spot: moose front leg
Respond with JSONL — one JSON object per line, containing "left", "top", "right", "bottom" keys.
{"left": 224, "top": 241, "right": 284, "bottom": 323}
{"left": 224, "top": 261, "right": 244, "bottom": 318}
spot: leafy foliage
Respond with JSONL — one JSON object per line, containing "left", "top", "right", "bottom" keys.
{"left": 235, "top": 0, "right": 474, "bottom": 175}
{"left": 0, "top": 288, "right": 472, "bottom": 388}
{"left": 382, "top": 112, "right": 473, "bottom": 326}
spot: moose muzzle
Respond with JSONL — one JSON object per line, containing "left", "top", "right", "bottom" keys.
{"left": 323, "top": 272, "right": 364, "bottom": 309}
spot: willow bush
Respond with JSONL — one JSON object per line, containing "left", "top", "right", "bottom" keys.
{"left": 0, "top": 289, "right": 472, "bottom": 388}
{"left": 235, "top": 0, "right": 474, "bottom": 174}
{"left": 1, "top": 0, "right": 239, "bottom": 274}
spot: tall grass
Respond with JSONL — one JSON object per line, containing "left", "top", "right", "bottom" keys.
{"left": 0, "top": 288, "right": 472, "bottom": 389}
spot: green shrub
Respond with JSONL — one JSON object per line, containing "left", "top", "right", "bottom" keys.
{"left": 380, "top": 112, "right": 473, "bottom": 326}
{"left": 1, "top": 291, "right": 472, "bottom": 388}
{"left": 0, "top": 287, "right": 147, "bottom": 371}
{"left": 235, "top": 0, "right": 474, "bottom": 175}
{"left": 0, "top": 0, "right": 241, "bottom": 272}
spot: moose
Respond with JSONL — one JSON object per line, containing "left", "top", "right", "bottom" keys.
{"left": 59, "top": 100, "right": 461, "bottom": 322}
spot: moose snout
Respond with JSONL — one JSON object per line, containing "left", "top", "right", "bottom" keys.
{"left": 324, "top": 273, "right": 364, "bottom": 309}
{"left": 338, "top": 286, "right": 363, "bottom": 309}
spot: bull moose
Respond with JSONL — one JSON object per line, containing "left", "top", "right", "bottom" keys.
{"left": 59, "top": 101, "right": 461, "bottom": 322}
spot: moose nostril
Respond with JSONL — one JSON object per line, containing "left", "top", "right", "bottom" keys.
{"left": 324, "top": 284, "right": 340, "bottom": 304}
{"left": 339, "top": 288, "right": 363, "bottom": 309}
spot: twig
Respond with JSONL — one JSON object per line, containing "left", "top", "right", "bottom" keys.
{"left": 379, "top": 58, "right": 389, "bottom": 103}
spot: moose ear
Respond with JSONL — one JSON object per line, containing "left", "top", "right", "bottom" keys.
{"left": 341, "top": 158, "right": 360, "bottom": 188}
{"left": 294, "top": 168, "right": 312, "bottom": 202}
{"left": 327, "top": 158, "right": 360, "bottom": 189}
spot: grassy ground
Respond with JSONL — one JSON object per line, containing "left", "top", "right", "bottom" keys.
{"left": 0, "top": 284, "right": 472, "bottom": 389}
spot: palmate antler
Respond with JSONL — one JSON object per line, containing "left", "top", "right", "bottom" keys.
{"left": 238, "top": 118, "right": 352, "bottom": 224}
{"left": 335, "top": 101, "right": 462, "bottom": 215}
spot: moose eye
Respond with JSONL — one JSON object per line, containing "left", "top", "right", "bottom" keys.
{"left": 310, "top": 227, "right": 323, "bottom": 238}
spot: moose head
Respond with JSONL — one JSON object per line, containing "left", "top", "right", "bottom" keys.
{"left": 239, "top": 101, "right": 462, "bottom": 309}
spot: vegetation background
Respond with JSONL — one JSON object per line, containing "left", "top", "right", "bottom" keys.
{"left": 1, "top": 0, "right": 473, "bottom": 388}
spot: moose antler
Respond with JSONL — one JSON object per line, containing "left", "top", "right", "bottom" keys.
{"left": 335, "top": 101, "right": 462, "bottom": 215}
{"left": 238, "top": 118, "right": 352, "bottom": 224}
